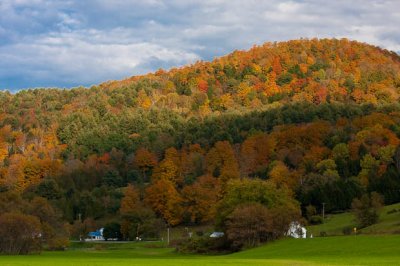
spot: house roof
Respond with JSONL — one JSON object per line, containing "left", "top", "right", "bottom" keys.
{"left": 210, "top": 232, "right": 224, "bottom": 238}
{"left": 88, "top": 231, "right": 102, "bottom": 237}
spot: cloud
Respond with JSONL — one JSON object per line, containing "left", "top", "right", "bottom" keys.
{"left": 0, "top": 0, "right": 399, "bottom": 90}
{"left": 0, "top": 29, "right": 199, "bottom": 89}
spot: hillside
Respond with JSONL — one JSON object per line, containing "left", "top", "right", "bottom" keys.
{"left": 0, "top": 39, "right": 399, "bottom": 156}
{"left": 307, "top": 202, "right": 400, "bottom": 236}
{"left": 0, "top": 38, "right": 400, "bottom": 250}
{"left": 102, "top": 38, "right": 400, "bottom": 110}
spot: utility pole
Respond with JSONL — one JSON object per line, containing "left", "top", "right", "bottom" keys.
{"left": 322, "top": 203, "right": 326, "bottom": 220}
{"left": 136, "top": 223, "right": 140, "bottom": 241}
{"left": 78, "top": 213, "right": 82, "bottom": 241}
{"left": 167, "top": 227, "right": 170, "bottom": 245}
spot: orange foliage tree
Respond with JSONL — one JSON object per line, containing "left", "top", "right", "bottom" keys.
{"left": 144, "top": 179, "right": 183, "bottom": 226}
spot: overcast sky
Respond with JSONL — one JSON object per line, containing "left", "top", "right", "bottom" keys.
{"left": 1, "top": 0, "right": 399, "bottom": 91}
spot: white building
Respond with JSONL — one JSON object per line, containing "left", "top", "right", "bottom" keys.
{"left": 287, "top": 222, "right": 307, "bottom": 238}
{"left": 86, "top": 228, "right": 105, "bottom": 241}
{"left": 210, "top": 232, "right": 224, "bottom": 238}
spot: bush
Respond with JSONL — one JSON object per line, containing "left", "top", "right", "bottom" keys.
{"left": 46, "top": 236, "right": 69, "bottom": 251}
{"left": 309, "top": 215, "right": 323, "bottom": 225}
{"left": 0, "top": 212, "right": 42, "bottom": 254}
{"left": 176, "top": 236, "right": 233, "bottom": 254}
{"left": 176, "top": 238, "right": 208, "bottom": 254}
{"left": 342, "top": 226, "right": 353, "bottom": 235}
{"left": 169, "top": 238, "right": 186, "bottom": 248}
{"left": 319, "top": 231, "right": 328, "bottom": 237}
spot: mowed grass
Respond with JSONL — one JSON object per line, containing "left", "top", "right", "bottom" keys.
{"left": 308, "top": 202, "right": 400, "bottom": 236}
{"left": 1, "top": 235, "right": 400, "bottom": 265}
{"left": 232, "top": 235, "right": 400, "bottom": 265}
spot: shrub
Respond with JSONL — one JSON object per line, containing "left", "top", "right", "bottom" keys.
{"left": 309, "top": 215, "right": 323, "bottom": 225}
{"left": 46, "top": 236, "right": 69, "bottom": 251}
{"left": 342, "top": 226, "right": 353, "bottom": 235}
{"left": 176, "top": 236, "right": 232, "bottom": 254}
{"left": 319, "top": 231, "right": 327, "bottom": 237}
{"left": 0, "top": 212, "right": 42, "bottom": 254}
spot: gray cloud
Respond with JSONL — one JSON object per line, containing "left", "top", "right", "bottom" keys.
{"left": 0, "top": 0, "right": 399, "bottom": 90}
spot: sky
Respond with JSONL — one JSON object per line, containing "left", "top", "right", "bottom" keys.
{"left": 1, "top": 0, "right": 399, "bottom": 91}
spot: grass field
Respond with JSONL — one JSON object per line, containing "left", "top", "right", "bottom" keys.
{"left": 1, "top": 235, "right": 400, "bottom": 265}
{"left": 307, "top": 203, "right": 400, "bottom": 236}
{"left": 1, "top": 204, "right": 399, "bottom": 265}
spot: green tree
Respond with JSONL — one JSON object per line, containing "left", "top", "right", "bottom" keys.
{"left": 35, "top": 179, "right": 62, "bottom": 200}
{"left": 351, "top": 192, "right": 383, "bottom": 228}
{"left": 103, "top": 222, "right": 122, "bottom": 240}
{"left": 226, "top": 203, "right": 272, "bottom": 249}
{"left": 216, "top": 178, "right": 300, "bottom": 228}
{"left": 102, "top": 169, "right": 124, "bottom": 187}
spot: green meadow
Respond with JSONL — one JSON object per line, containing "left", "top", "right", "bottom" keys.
{"left": 1, "top": 235, "right": 400, "bottom": 266}
{"left": 308, "top": 203, "right": 400, "bottom": 236}
{"left": 2, "top": 204, "right": 400, "bottom": 266}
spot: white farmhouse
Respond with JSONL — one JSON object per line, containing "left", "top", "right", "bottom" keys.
{"left": 287, "top": 222, "right": 307, "bottom": 238}
{"left": 86, "top": 228, "right": 105, "bottom": 241}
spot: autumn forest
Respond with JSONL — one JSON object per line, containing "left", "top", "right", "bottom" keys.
{"left": 1, "top": 38, "right": 400, "bottom": 252}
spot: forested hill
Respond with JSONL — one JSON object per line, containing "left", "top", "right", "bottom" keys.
{"left": 102, "top": 38, "right": 400, "bottom": 109}
{"left": 1, "top": 38, "right": 399, "bottom": 155}
{"left": 1, "top": 38, "right": 400, "bottom": 244}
